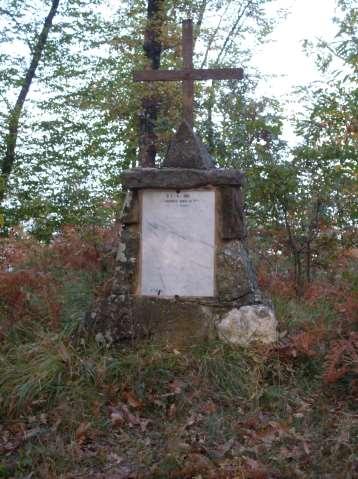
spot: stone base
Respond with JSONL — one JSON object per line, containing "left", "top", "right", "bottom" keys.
{"left": 90, "top": 297, "right": 216, "bottom": 347}
{"left": 87, "top": 294, "right": 275, "bottom": 348}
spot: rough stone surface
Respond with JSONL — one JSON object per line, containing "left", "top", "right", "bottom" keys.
{"left": 120, "top": 190, "right": 139, "bottom": 225}
{"left": 111, "top": 224, "right": 139, "bottom": 295}
{"left": 87, "top": 186, "right": 266, "bottom": 347}
{"left": 163, "top": 120, "right": 214, "bottom": 169}
{"left": 121, "top": 168, "right": 244, "bottom": 190}
{"left": 219, "top": 186, "right": 246, "bottom": 240}
{"left": 217, "top": 305, "right": 277, "bottom": 346}
{"left": 88, "top": 296, "right": 218, "bottom": 347}
{"left": 132, "top": 298, "right": 216, "bottom": 346}
{"left": 216, "top": 241, "right": 257, "bottom": 302}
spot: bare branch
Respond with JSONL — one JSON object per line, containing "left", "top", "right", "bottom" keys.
{"left": 194, "top": 0, "right": 208, "bottom": 51}
{"left": 200, "top": 1, "right": 233, "bottom": 68}
{"left": 215, "top": 0, "right": 252, "bottom": 65}
{"left": 0, "top": 7, "right": 22, "bottom": 30}
{"left": 0, "top": 91, "right": 12, "bottom": 112}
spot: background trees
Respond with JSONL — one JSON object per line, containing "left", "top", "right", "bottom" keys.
{"left": 286, "top": 0, "right": 357, "bottom": 289}
{"left": 230, "top": 0, "right": 357, "bottom": 293}
{"left": 0, "top": 0, "right": 356, "bottom": 292}
{"left": 0, "top": 0, "right": 119, "bottom": 236}
{"left": 0, "top": 0, "right": 60, "bottom": 208}
{"left": 0, "top": 0, "right": 285, "bottom": 238}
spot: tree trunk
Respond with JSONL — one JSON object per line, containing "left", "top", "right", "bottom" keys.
{"left": 139, "top": 0, "right": 164, "bottom": 167}
{"left": 0, "top": 0, "right": 60, "bottom": 207}
{"left": 206, "top": 85, "right": 215, "bottom": 154}
{"left": 306, "top": 241, "right": 311, "bottom": 283}
{"left": 296, "top": 252, "right": 304, "bottom": 297}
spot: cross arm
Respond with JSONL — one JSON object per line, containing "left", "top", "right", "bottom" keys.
{"left": 134, "top": 67, "right": 244, "bottom": 82}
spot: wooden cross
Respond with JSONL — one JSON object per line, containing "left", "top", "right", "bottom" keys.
{"left": 134, "top": 19, "right": 244, "bottom": 128}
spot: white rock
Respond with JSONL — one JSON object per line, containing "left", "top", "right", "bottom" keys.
{"left": 116, "top": 241, "right": 126, "bottom": 262}
{"left": 217, "top": 305, "right": 277, "bottom": 346}
{"left": 95, "top": 332, "right": 105, "bottom": 344}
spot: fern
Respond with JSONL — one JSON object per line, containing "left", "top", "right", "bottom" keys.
{"left": 323, "top": 332, "right": 358, "bottom": 384}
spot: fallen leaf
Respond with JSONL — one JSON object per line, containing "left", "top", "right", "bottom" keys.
{"left": 168, "top": 403, "right": 176, "bottom": 419}
{"left": 110, "top": 403, "right": 150, "bottom": 432}
{"left": 122, "top": 390, "right": 142, "bottom": 409}
{"left": 243, "top": 457, "right": 270, "bottom": 479}
{"left": 75, "top": 422, "right": 91, "bottom": 445}
{"left": 39, "top": 413, "right": 48, "bottom": 424}
{"left": 185, "top": 413, "right": 202, "bottom": 428}
{"left": 219, "top": 437, "right": 235, "bottom": 456}
{"left": 201, "top": 400, "right": 217, "bottom": 415}
{"left": 169, "top": 379, "right": 185, "bottom": 394}
{"left": 139, "top": 418, "right": 151, "bottom": 432}
{"left": 109, "top": 404, "right": 126, "bottom": 428}
{"left": 92, "top": 400, "right": 102, "bottom": 418}
{"left": 122, "top": 404, "right": 140, "bottom": 427}
{"left": 58, "top": 343, "right": 71, "bottom": 364}
{"left": 184, "top": 453, "right": 214, "bottom": 472}
{"left": 302, "top": 441, "right": 310, "bottom": 455}
{"left": 107, "top": 452, "right": 123, "bottom": 464}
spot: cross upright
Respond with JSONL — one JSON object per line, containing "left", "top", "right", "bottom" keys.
{"left": 134, "top": 19, "right": 244, "bottom": 128}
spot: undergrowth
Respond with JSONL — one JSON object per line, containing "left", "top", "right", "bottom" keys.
{"left": 0, "top": 225, "right": 357, "bottom": 478}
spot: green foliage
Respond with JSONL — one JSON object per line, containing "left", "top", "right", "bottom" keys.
{"left": 0, "top": 0, "right": 287, "bottom": 236}
{"left": 243, "top": 0, "right": 358, "bottom": 290}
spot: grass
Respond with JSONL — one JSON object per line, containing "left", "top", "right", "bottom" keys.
{"left": 0, "top": 307, "right": 356, "bottom": 478}
{"left": 0, "top": 233, "right": 357, "bottom": 477}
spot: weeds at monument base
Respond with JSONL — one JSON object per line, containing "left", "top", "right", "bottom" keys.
{"left": 0, "top": 225, "right": 357, "bottom": 478}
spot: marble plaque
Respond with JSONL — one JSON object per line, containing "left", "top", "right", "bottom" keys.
{"left": 140, "top": 190, "right": 215, "bottom": 297}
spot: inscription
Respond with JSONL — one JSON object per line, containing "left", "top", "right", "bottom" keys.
{"left": 164, "top": 192, "right": 199, "bottom": 207}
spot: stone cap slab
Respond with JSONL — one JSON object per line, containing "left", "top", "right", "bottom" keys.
{"left": 121, "top": 168, "right": 245, "bottom": 189}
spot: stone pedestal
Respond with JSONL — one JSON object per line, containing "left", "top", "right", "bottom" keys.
{"left": 89, "top": 122, "right": 276, "bottom": 347}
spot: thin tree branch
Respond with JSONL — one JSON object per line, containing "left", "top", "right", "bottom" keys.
{"left": 0, "top": 7, "right": 22, "bottom": 31}
{"left": 0, "top": 91, "right": 12, "bottom": 112}
{"left": 0, "top": 7, "right": 34, "bottom": 53}
{"left": 200, "top": 1, "right": 232, "bottom": 68}
{"left": 193, "top": 0, "right": 208, "bottom": 52}
{"left": 215, "top": 0, "right": 252, "bottom": 65}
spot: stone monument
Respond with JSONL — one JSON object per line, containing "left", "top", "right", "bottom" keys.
{"left": 90, "top": 121, "right": 276, "bottom": 346}
{"left": 88, "top": 19, "right": 277, "bottom": 347}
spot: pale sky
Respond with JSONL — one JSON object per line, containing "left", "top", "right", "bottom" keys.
{"left": 251, "top": 0, "right": 338, "bottom": 143}
{"left": 1, "top": 0, "right": 339, "bottom": 146}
